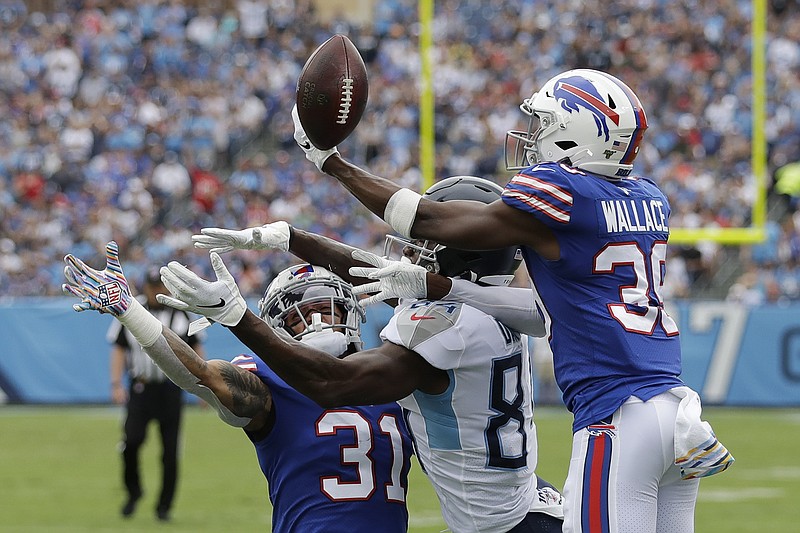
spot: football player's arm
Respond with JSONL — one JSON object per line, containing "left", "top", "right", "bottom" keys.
{"left": 157, "top": 328, "right": 272, "bottom": 432}
{"left": 192, "top": 221, "right": 376, "bottom": 286}
{"left": 63, "top": 242, "right": 266, "bottom": 430}
{"left": 286, "top": 227, "right": 373, "bottom": 286}
{"left": 322, "top": 156, "right": 559, "bottom": 259}
{"left": 444, "top": 280, "right": 545, "bottom": 337}
{"left": 230, "top": 310, "right": 447, "bottom": 407}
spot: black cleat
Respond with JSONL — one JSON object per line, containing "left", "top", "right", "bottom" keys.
{"left": 156, "top": 508, "right": 170, "bottom": 522}
{"left": 121, "top": 494, "right": 140, "bottom": 518}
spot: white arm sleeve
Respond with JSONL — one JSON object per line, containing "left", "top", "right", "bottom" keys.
{"left": 446, "top": 279, "right": 546, "bottom": 338}
{"left": 143, "top": 336, "right": 252, "bottom": 427}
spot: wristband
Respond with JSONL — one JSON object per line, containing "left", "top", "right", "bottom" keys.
{"left": 118, "top": 297, "right": 163, "bottom": 348}
{"left": 384, "top": 188, "right": 422, "bottom": 238}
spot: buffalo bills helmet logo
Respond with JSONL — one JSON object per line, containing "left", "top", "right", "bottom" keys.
{"left": 291, "top": 264, "right": 315, "bottom": 278}
{"left": 553, "top": 75, "right": 620, "bottom": 142}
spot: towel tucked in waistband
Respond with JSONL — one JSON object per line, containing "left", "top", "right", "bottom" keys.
{"left": 669, "top": 386, "right": 735, "bottom": 480}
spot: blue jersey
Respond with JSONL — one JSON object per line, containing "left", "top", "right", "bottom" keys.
{"left": 502, "top": 162, "right": 684, "bottom": 431}
{"left": 231, "top": 355, "right": 412, "bottom": 533}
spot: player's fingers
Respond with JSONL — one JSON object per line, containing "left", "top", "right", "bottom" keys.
{"left": 104, "top": 241, "right": 123, "bottom": 274}
{"left": 369, "top": 265, "right": 400, "bottom": 279}
{"left": 156, "top": 294, "right": 189, "bottom": 311}
{"left": 160, "top": 264, "right": 195, "bottom": 295}
{"left": 64, "top": 253, "right": 88, "bottom": 273}
{"left": 352, "top": 281, "right": 381, "bottom": 296}
{"left": 65, "top": 254, "right": 104, "bottom": 285}
{"left": 199, "top": 227, "right": 231, "bottom": 238}
{"left": 358, "top": 292, "right": 386, "bottom": 307}
{"left": 191, "top": 234, "right": 221, "bottom": 248}
{"left": 351, "top": 249, "right": 385, "bottom": 268}
{"left": 210, "top": 252, "right": 233, "bottom": 281}
{"left": 63, "top": 264, "right": 84, "bottom": 286}
{"left": 209, "top": 246, "right": 234, "bottom": 255}
{"left": 72, "top": 301, "right": 95, "bottom": 313}
{"left": 349, "top": 266, "right": 378, "bottom": 279}
{"left": 164, "top": 261, "right": 201, "bottom": 287}
{"left": 62, "top": 282, "right": 85, "bottom": 299}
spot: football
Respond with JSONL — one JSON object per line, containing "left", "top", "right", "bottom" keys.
{"left": 296, "top": 34, "right": 369, "bottom": 150}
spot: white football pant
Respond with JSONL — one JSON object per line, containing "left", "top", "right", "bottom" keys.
{"left": 562, "top": 391, "right": 700, "bottom": 533}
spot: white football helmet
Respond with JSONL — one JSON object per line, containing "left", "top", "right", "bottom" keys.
{"left": 505, "top": 69, "right": 648, "bottom": 178}
{"left": 258, "top": 264, "right": 365, "bottom": 354}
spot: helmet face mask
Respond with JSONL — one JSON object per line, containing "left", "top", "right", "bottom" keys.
{"left": 384, "top": 176, "right": 523, "bottom": 286}
{"left": 383, "top": 235, "right": 440, "bottom": 273}
{"left": 505, "top": 69, "right": 648, "bottom": 178}
{"left": 258, "top": 264, "right": 365, "bottom": 353}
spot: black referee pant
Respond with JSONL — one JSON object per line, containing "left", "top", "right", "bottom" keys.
{"left": 122, "top": 379, "right": 183, "bottom": 514}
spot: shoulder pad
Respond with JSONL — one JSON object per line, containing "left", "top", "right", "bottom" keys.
{"left": 393, "top": 301, "right": 463, "bottom": 351}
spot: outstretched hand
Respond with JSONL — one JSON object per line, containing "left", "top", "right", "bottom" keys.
{"left": 349, "top": 249, "right": 428, "bottom": 306}
{"left": 292, "top": 104, "right": 339, "bottom": 171}
{"left": 158, "top": 252, "right": 247, "bottom": 327}
{"left": 192, "top": 221, "right": 291, "bottom": 254}
{"left": 62, "top": 241, "right": 134, "bottom": 316}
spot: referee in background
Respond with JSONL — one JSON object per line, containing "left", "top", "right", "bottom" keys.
{"left": 108, "top": 268, "right": 205, "bottom": 522}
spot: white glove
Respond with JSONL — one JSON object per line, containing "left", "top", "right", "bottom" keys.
{"left": 157, "top": 252, "right": 247, "bottom": 327}
{"left": 192, "top": 221, "right": 291, "bottom": 254}
{"left": 349, "top": 249, "right": 428, "bottom": 306}
{"left": 292, "top": 104, "right": 339, "bottom": 171}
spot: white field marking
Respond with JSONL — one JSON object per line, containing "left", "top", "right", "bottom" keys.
{"left": 407, "top": 513, "right": 447, "bottom": 527}
{"left": 0, "top": 406, "right": 121, "bottom": 418}
{"left": 738, "top": 466, "right": 800, "bottom": 480}
{"left": 699, "top": 487, "right": 784, "bottom": 502}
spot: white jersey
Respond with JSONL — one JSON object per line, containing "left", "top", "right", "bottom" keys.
{"left": 381, "top": 299, "right": 563, "bottom": 533}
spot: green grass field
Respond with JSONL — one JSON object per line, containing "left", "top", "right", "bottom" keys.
{"left": 1, "top": 405, "right": 797, "bottom": 532}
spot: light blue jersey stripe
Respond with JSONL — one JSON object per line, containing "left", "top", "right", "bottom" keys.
{"left": 412, "top": 370, "right": 460, "bottom": 450}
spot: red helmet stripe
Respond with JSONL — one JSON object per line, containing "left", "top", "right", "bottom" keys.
{"left": 559, "top": 83, "right": 621, "bottom": 125}
{"left": 592, "top": 71, "right": 648, "bottom": 165}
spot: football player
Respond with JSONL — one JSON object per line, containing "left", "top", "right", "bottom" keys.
{"left": 291, "top": 69, "right": 734, "bottom": 533}
{"left": 63, "top": 242, "right": 412, "bottom": 533}
{"left": 169, "top": 177, "right": 565, "bottom": 532}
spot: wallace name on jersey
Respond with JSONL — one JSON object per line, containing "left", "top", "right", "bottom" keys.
{"left": 598, "top": 197, "right": 668, "bottom": 236}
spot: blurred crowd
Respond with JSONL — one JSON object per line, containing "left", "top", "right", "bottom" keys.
{"left": 1, "top": 0, "right": 799, "bottom": 304}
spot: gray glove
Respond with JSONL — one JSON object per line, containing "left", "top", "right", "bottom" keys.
{"left": 192, "top": 221, "right": 291, "bottom": 254}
